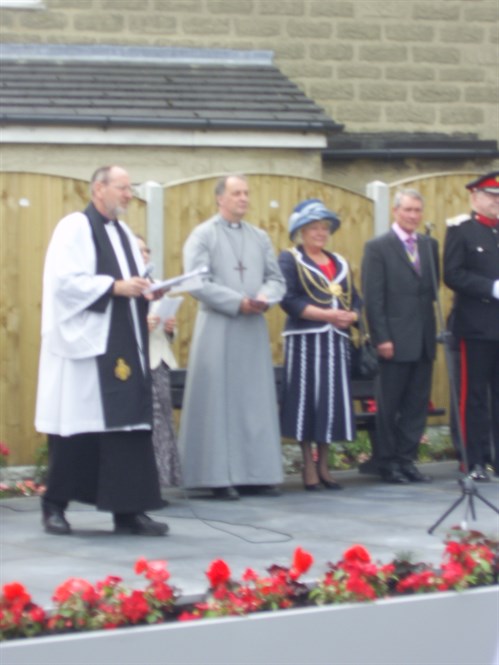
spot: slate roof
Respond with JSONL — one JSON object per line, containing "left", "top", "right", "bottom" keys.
{"left": 0, "top": 44, "right": 341, "bottom": 134}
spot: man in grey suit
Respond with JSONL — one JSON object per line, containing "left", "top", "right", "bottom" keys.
{"left": 362, "top": 189, "right": 438, "bottom": 484}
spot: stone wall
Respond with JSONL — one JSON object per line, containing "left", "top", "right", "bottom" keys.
{"left": 1, "top": 0, "right": 498, "bottom": 143}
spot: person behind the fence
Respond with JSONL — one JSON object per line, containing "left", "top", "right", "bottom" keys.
{"left": 178, "top": 174, "right": 285, "bottom": 500}
{"left": 136, "top": 235, "right": 182, "bottom": 499}
{"left": 443, "top": 171, "right": 499, "bottom": 481}
{"left": 35, "top": 165, "right": 168, "bottom": 537}
{"left": 361, "top": 189, "right": 438, "bottom": 485}
{"left": 278, "top": 199, "right": 361, "bottom": 492}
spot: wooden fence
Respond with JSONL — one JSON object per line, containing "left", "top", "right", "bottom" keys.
{"left": 0, "top": 171, "right": 477, "bottom": 464}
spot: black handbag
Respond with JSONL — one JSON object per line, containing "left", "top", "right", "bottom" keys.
{"left": 350, "top": 315, "right": 378, "bottom": 380}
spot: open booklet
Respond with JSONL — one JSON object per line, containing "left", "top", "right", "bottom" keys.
{"left": 144, "top": 266, "right": 209, "bottom": 295}
{"left": 153, "top": 295, "right": 184, "bottom": 322}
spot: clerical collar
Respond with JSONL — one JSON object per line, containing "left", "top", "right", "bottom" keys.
{"left": 473, "top": 211, "right": 498, "bottom": 228}
{"left": 221, "top": 216, "right": 242, "bottom": 229}
{"left": 88, "top": 202, "right": 115, "bottom": 225}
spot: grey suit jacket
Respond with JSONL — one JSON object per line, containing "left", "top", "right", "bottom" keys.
{"left": 361, "top": 230, "right": 439, "bottom": 363}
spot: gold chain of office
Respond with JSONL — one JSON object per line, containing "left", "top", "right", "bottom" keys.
{"left": 292, "top": 251, "right": 353, "bottom": 310}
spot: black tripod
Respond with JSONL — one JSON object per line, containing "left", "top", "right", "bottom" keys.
{"left": 423, "top": 224, "right": 499, "bottom": 534}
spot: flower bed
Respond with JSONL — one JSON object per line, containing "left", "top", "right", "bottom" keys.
{"left": 1, "top": 528, "right": 497, "bottom": 641}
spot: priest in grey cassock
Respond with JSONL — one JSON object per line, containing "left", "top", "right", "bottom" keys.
{"left": 178, "top": 174, "right": 286, "bottom": 500}
{"left": 35, "top": 165, "right": 168, "bottom": 537}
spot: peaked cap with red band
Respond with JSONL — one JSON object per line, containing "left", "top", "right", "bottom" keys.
{"left": 465, "top": 171, "right": 499, "bottom": 194}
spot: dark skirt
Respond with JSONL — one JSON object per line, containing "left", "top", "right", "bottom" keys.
{"left": 151, "top": 362, "right": 182, "bottom": 491}
{"left": 43, "top": 430, "right": 163, "bottom": 513}
{"left": 280, "top": 329, "right": 355, "bottom": 444}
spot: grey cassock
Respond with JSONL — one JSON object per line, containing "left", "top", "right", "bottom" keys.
{"left": 179, "top": 214, "right": 286, "bottom": 488}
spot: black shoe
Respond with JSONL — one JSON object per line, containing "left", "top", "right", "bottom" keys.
{"left": 468, "top": 465, "right": 490, "bottom": 482}
{"left": 379, "top": 468, "right": 410, "bottom": 484}
{"left": 42, "top": 503, "right": 71, "bottom": 536}
{"left": 318, "top": 474, "right": 343, "bottom": 491}
{"left": 212, "top": 486, "right": 240, "bottom": 501}
{"left": 114, "top": 513, "right": 169, "bottom": 536}
{"left": 236, "top": 485, "right": 281, "bottom": 497}
{"left": 304, "top": 483, "right": 322, "bottom": 492}
{"left": 400, "top": 464, "right": 432, "bottom": 483}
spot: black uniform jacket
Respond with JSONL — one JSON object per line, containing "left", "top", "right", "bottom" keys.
{"left": 444, "top": 212, "right": 499, "bottom": 342}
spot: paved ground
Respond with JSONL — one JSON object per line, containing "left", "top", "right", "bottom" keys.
{"left": 1, "top": 461, "right": 498, "bottom": 609}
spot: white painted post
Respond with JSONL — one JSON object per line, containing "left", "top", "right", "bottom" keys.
{"left": 136, "top": 181, "right": 164, "bottom": 279}
{"left": 366, "top": 180, "right": 390, "bottom": 237}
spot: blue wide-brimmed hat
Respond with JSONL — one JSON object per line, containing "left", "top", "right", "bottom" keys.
{"left": 288, "top": 199, "right": 340, "bottom": 240}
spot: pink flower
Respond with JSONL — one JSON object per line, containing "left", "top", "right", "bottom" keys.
{"left": 52, "top": 578, "right": 97, "bottom": 604}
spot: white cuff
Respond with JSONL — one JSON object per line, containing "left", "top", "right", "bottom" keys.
{"left": 493, "top": 280, "right": 499, "bottom": 300}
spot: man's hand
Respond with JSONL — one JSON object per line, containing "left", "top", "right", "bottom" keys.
{"left": 377, "top": 341, "right": 394, "bottom": 360}
{"left": 240, "top": 296, "right": 268, "bottom": 315}
{"left": 113, "top": 277, "right": 151, "bottom": 299}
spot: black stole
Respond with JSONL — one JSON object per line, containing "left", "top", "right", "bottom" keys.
{"left": 84, "top": 202, "right": 152, "bottom": 429}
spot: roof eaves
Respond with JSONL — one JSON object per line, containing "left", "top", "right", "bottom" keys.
{"left": 0, "top": 43, "right": 274, "bottom": 67}
{"left": 0, "top": 113, "right": 342, "bottom": 133}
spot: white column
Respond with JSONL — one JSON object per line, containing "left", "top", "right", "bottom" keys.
{"left": 136, "top": 181, "right": 164, "bottom": 279}
{"left": 366, "top": 180, "right": 390, "bottom": 237}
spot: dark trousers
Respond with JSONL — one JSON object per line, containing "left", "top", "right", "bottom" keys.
{"left": 43, "top": 430, "right": 163, "bottom": 514}
{"left": 460, "top": 339, "right": 499, "bottom": 469}
{"left": 375, "top": 358, "right": 433, "bottom": 470}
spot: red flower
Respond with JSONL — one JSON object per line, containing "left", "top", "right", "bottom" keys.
{"left": 206, "top": 559, "right": 231, "bottom": 587}
{"left": 120, "top": 590, "right": 149, "bottom": 624}
{"left": 343, "top": 545, "right": 371, "bottom": 564}
{"left": 289, "top": 547, "right": 314, "bottom": 580}
{"left": 242, "top": 568, "right": 259, "bottom": 582}
{"left": 134, "top": 557, "right": 148, "bottom": 575}
{"left": 346, "top": 575, "right": 376, "bottom": 600}
{"left": 28, "top": 606, "right": 45, "bottom": 623}
{"left": 2, "top": 582, "right": 31, "bottom": 606}
{"left": 150, "top": 582, "right": 173, "bottom": 603}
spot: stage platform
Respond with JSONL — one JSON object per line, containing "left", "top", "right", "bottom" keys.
{"left": 1, "top": 461, "right": 498, "bottom": 609}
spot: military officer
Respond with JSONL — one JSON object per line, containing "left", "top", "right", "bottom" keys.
{"left": 443, "top": 171, "right": 499, "bottom": 481}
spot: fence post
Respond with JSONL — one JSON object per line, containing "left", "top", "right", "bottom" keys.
{"left": 366, "top": 180, "right": 390, "bottom": 237}
{"left": 136, "top": 181, "right": 164, "bottom": 279}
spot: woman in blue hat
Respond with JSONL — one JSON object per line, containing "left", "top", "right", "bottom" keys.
{"left": 278, "top": 199, "right": 361, "bottom": 491}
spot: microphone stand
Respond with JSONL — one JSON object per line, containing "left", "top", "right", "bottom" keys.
{"left": 423, "top": 223, "right": 499, "bottom": 534}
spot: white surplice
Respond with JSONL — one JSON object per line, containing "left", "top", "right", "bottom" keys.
{"left": 35, "top": 211, "right": 147, "bottom": 436}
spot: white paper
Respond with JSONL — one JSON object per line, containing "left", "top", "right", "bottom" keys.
{"left": 145, "top": 266, "right": 209, "bottom": 294}
{"left": 155, "top": 296, "right": 184, "bottom": 323}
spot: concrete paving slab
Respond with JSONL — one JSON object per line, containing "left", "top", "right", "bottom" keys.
{"left": 1, "top": 461, "right": 498, "bottom": 609}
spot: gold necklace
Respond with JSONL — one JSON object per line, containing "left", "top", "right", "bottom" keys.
{"left": 291, "top": 249, "right": 352, "bottom": 310}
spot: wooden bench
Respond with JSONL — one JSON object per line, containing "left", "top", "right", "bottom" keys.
{"left": 169, "top": 366, "right": 445, "bottom": 474}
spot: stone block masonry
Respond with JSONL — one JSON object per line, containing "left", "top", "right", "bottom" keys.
{"left": 0, "top": 0, "right": 497, "bottom": 139}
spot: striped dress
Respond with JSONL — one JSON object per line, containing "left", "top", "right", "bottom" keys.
{"left": 278, "top": 247, "right": 361, "bottom": 444}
